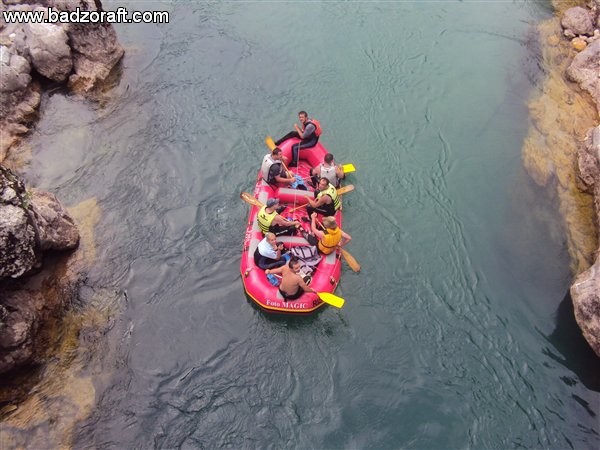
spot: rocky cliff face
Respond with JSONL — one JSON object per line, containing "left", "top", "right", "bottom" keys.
{"left": 558, "top": 1, "right": 600, "bottom": 357}
{"left": 0, "top": 166, "right": 80, "bottom": 375}
{"left": 0, "top": 0, "right": 123, "bottom": 377}
{"left": 0, "top": 0, "right": 124, "bottom": 161}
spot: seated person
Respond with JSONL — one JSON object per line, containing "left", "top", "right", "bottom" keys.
{"left": 265, "top": 256, "right": 316, "bottom": 301}
{"left": 275, "top": 111, "right": 322, "bottom": 167}
{"left": 311, "top": 153, "right": 344, "bottom": 188}
{"left": 309, "top": 214, "right": 351, "bottom": 255}
{"left": 261, "top": 147, "right": 295, "bottom": 186}
{"left": 306, "top": 177, "right": 340, "bottom": 218}
{"left": 257, "top": 198, "right": 301, "bottom": 236}
{"left": 254, "top": 232, "right": 288, "bottom": 269}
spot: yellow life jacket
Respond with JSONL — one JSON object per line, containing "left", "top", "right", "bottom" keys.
{"left": 316, "top": 184, "right": 340, "bottom": 211}
{"left": 318, "top": 226, "right": 342, "bottom": 254}
{"left": 257, "top": 205, "right": 277, "bottom": 234}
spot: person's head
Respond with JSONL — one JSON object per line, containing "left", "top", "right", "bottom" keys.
{"left": 324, "top": 153, "right": 334, "bottom": 165}
{"left": 322, "top": 216, "right": 337, "bottom": 229}
{"left": 272, "top": 147, "right": 282, "bottom": 159}
{"left": 289, "top": 256, "right": 301, "bottom": 272}
{"left": 318, "top": 177, "right": 329, "bottom": 190}
{"left": 298, "top": 111, "right": 308, "bottom": 124}
{"left": 265, "top": 232, "right": 277, "bottom": 245}
{"left": 266, "top": 198, "right": 279, "bottom": 209}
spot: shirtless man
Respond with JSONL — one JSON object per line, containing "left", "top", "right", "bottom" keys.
{"left": 265, "top": 256, "right": 316, "bottom": 301}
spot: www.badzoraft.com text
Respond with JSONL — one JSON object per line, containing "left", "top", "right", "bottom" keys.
{"left": 2, "top": 7, "right": 169, "bottom": 24}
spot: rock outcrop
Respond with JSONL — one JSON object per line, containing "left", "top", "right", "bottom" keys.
{"left": 567, "top": 39, "right": 600, "bottom": 112}
{"left": 559, "top": 1, "right": 600, "bottom": 357}
{"left": 0, "top": 166, "right": 38, "bottom": 279}
{"left": 0, "top": 0, "right": 124, "bottom": 161}
{"left": 0, "top": 166, "right": 80, "bottom": 375}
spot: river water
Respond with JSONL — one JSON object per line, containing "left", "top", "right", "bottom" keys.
{"left": 13, "top": 0, "right": 600, "bottom": 448}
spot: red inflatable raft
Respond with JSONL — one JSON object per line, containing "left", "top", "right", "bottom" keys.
{"left": 240, "top": 137, "right": 344, "bottom": 313}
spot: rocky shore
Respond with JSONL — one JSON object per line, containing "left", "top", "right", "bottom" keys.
{"left": 0, "top": 0, "right": 123, "bottom": 388}
{"left": 524, "top": 0, "right": 600, "bottom": 356}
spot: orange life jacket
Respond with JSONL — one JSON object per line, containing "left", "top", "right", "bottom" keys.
{"left": 304, "top": 118, "right": 322, "bottom": 138}
{"left": 318, "top": 226, "right": 342, "bottom": 255}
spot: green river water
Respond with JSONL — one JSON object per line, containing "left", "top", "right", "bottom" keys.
{"left": 5, "top": 0, "right": 600, "bottom": 448}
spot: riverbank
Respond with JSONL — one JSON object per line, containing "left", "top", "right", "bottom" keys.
{"left": 0, "top": 0, "right": 124, "bottom": 400}
{"left": 523, "top": 0, "right": 600, "bottom": 356}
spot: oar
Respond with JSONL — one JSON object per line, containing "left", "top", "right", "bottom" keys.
{"left": 240, "top": 192, "right": 264, "bottom": 208}
{"left": 317, "top": 292, "right": 345, "bottom": 308}
{"left": 336, "top": 184, "right": 354, "bottom": 195}
{"left": 288, "top": 184, "right": 355, "bottom": 212}
{"left": 340, "top": 249, "right": 361, "bottom": 273}
{"left": 265, "top": 135, "right": 277, "bottom": 151}
{"left": 342, "top": 163, "right": 356, "bottom": 174}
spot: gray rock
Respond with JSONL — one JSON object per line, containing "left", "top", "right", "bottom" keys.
{"left": 561, "top": 6, "right": 595, "bottom": 36}
{"left": 571, "top": 261, "right": 600, "bottom": 357}
{"left": 0, "top": 290, "right": 40, "bottom": 375}
{"left": 0, "top": 167, "right": 38, "bottom": 280}
{"left": 566, "top": 39, "right": 600, "bottom": 114}
{"left": 30, "top": 190, "right": 79, "bottom": 251}
{"left": 24, "top": 22, "right": 72, "bottom": 82}
{"left": 68, "top": 21, "right": 124, "bottom": 93}
{"left": 578, "top": 125, "right": 600, "bottom": 196}
{"left": 0, "top": 46, "right": 31, "bottom": 93}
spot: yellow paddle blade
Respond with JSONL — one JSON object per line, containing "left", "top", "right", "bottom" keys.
{"left": 342, "top": 163, "right": 356, "bottom": 173}
{"left": 336, "top": 184, "right": 354, "bottom": 195}
{"left": 341, "top": 249, "right": 361, "bottom": 273}
{"left": 317, "top": 292, "right": 345, "bottom": 308}
{"left": 240, "top": 192, "right": 263, "bottom": 208}
{"left": 265, "top": 136, "right": 277, "bottom": 151}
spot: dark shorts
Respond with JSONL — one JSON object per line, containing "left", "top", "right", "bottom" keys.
{"left": 279, "top": 287, "right": 303, "bottom": 301}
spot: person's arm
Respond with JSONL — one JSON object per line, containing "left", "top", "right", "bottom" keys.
{"left": 275, "top": 173, "right": 295, "bottom": 184}
{"left": 265, "top": 265, "right": 285, "bottom": 275}
{"left": 273, "top": 215, "right": 300, "bottom": 228}
{"left": 294, "top": 123, "right": 302, "bottom": 135}
{"left": 298, "top": 276, "right": 317, "bottom": 293}
{"left": 338, "top": 229, "right": 352, "bottom": 248}
{"left": 309, "top": 195, "right": 328, "bottom": 208}
{"left": 272, "top": 164, "right": 294, "bottom": 184}
{"left": 335, "top": 164, "right": 345, "bottom": 180}
{"left": 301, "top": 123, "right": 315, "bottom": 139}
{"left": 310, "top": 213, "right": 325, "bottom": 240}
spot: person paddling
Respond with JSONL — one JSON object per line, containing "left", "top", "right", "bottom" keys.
{"left": 261, "top": 147, "right": 295, "bottom": 186}
{"left": 305, "top": 177, "right": 340, "bottom": 217}
{"left": 309, "top": 214, "right": 351, "bottom": 255}
{"left": 257, "top": 198, "right": 301, "bottom": 236}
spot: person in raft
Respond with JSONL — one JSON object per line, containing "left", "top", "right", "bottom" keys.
{"left": 265, "top": 256, "right": 316, "bottom": 301}
{"left": 309, "top": 214, "right": 351, "bottom": 255}
{"left": 274, "top": 110, "right": 322, "bottom": 167}
{"left": 305, "top": 177, "right": 340, "bottom": 218}
{"left": 310, "top": 152, "right": 345, "bottom": 188}
{"left": 257, "top": 198, "right": 301, "bottom": 236}
{"left": 254, "top": 232, "right": 288, "bottom": 269}
{"left": 261, "top": 147, "right": 295, "bottom": 186}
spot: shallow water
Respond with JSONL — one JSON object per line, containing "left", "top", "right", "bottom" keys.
{"left": 5, "top": 0, "right": 600, "bottom": 448}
